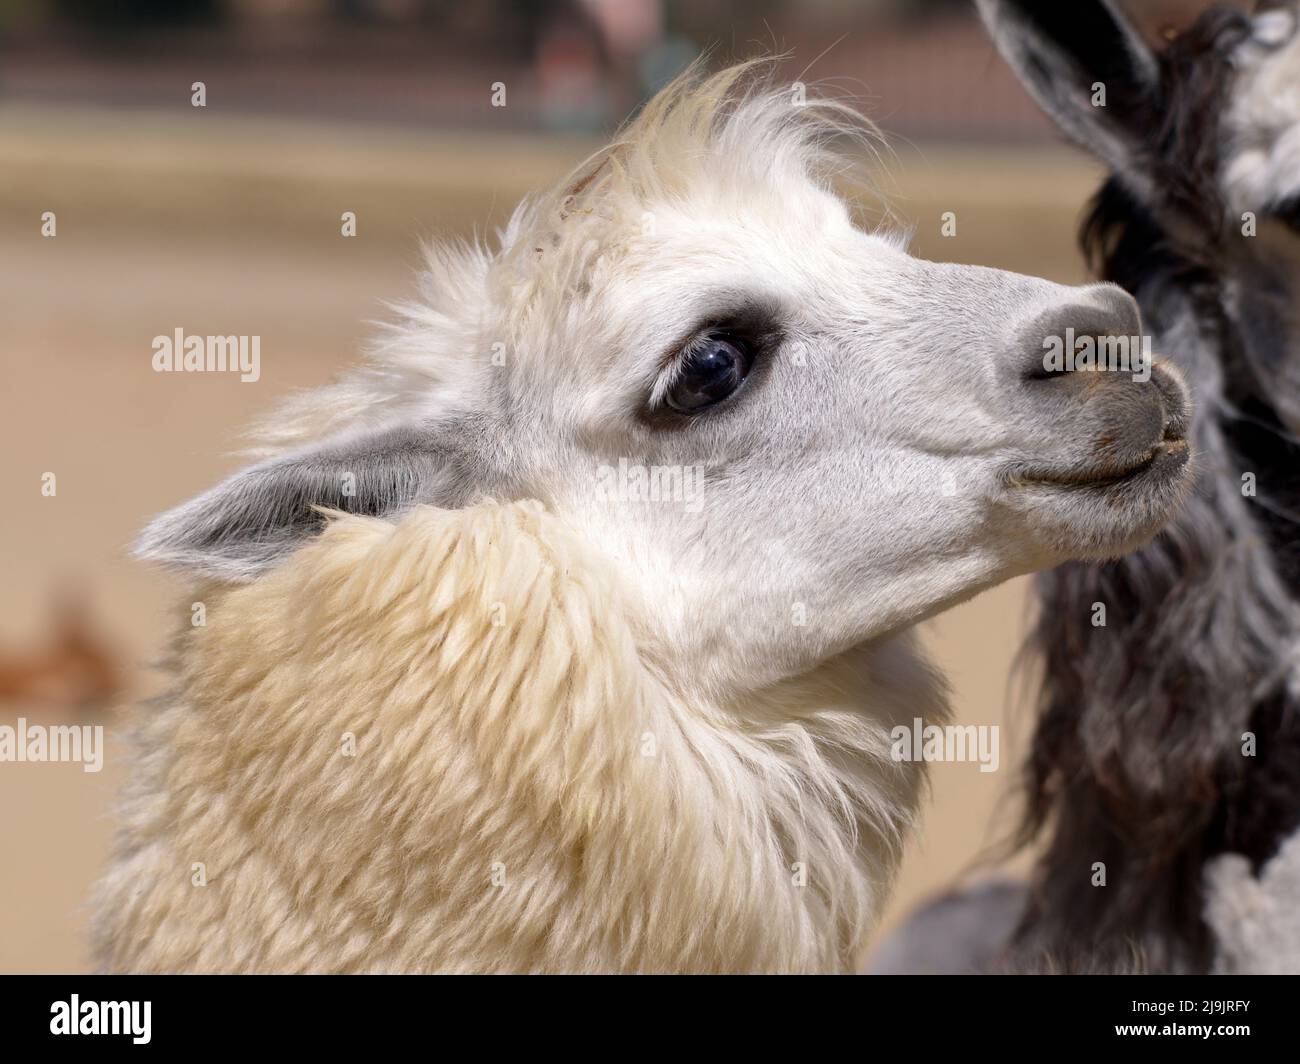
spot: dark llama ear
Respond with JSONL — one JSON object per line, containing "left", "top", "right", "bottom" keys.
{"left": 134, "top": 422, "right": 461, "bottom": 583}
{"left": 976, "top": 0, "right": 1159, "bottom": 186}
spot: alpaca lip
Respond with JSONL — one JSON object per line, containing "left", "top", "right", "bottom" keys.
{"left": 1021, "top": 437, "right": 1190, "bottom": 491}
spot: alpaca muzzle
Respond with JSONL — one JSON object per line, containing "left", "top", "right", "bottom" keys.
{"left": 1009, "top": 285, "right": 1194, "bottom": 492}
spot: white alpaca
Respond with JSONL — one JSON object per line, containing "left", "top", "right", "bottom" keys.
{"left": 93, "top": 64, "right": 1193, "bottom": 973}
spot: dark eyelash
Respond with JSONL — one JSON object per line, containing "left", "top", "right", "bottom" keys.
{"left": 666, "top": 307, "right": 783, "bottom": 367}
{"left": 666, "top": 328, "right": 757, "bottom": 385}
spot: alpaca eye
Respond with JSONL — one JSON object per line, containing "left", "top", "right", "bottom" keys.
{"left": 665, "top": 335, "right": 755, "bottom": 413}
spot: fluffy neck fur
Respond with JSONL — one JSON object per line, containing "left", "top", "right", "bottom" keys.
{"left": 92, "top": 500, "right": 944, "bottom": 973}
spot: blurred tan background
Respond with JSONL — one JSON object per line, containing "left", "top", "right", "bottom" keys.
{"left": 0, "top": 0, "right": 1220, "bottom": 972}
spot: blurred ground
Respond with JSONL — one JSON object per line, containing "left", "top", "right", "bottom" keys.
{"left": 0, "top": 100, "right": 1104, "bottom": 972}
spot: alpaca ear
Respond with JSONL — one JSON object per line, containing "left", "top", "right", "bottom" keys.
{"left": 977, "top": 0, "right": 1159, "bottom": 181}
{"left": 134, "top": 423, "right": 461, "bottom": 582}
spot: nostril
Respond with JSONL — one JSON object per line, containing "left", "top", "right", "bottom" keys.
{"left": 1023, "top": 326, "right": 1144, "bottom": 383}
{"left": 1018, "top": 289, "right": 1148, "bottom": 385}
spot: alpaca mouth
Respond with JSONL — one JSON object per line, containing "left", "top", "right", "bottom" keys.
{"left": 1020, "top": 429, "right": 1190, "bottom": 492}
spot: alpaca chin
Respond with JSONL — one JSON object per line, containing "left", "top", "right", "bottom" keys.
{"left": 1013, "top": 442, "right": 1195, "bottom": 564}
{"left": 90, "top": 500, "right": 945, "bottom": 974}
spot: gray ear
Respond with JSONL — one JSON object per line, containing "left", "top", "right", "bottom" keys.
{"left": 135, "top": 423, "right": 464, "bottom": 582}
{"left": 977, "top": 0, "right": 1159, "bottom": 184}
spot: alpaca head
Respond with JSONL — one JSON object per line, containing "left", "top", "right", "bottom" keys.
{"left": 978, "top": 0, "right": 1300, "bottom": 436}
{"left": 137, "top": 63, "right": 1192, "bottom": 695}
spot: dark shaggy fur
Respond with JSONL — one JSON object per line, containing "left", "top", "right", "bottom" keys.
{"left": 1009, "top": 7, "right": 1300, "bottom": 973}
